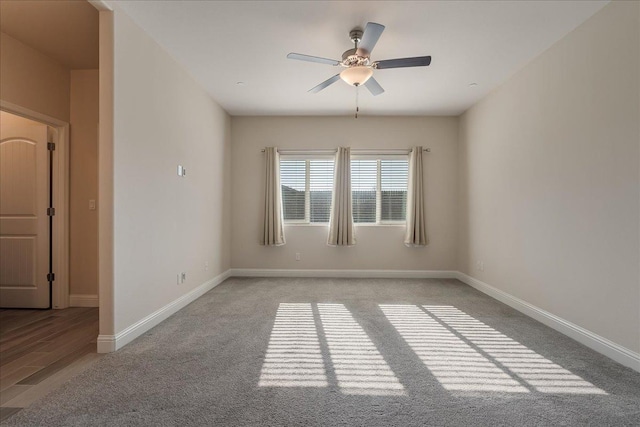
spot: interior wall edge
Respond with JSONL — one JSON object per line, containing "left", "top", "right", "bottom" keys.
{"left": 88, "top": 0, "right": 113, "bottom": 12}
{"left": 98, "top": 9, "right": 115, "bottom": 338}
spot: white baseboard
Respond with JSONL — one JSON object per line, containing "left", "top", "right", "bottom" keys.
{"left": 229, "top": 268, "right": 458, "bottom": 279}
{"left": 456, "top": 272, "right": 640, "bottom": 372}
{"left": 95, "top": 267, "right": 639, "bottom": 373}
{"left": 69, "top": 294, "right": 99, "bottom": 307}
{"left": 96, "top": 269, "right": 231, "bottom": 353}
{"left": 96, "top": 335, "right": 115, "bottom": 354}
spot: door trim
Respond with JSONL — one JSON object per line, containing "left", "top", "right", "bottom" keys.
{"left": 0, "top": 100, "right": 70, "bottom": 309}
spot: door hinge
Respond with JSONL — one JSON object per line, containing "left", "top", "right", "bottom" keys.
{"left": 47, "top": 142, "right": 56, "bottom": 151}
{"left": 47, "top": 272, "right": 55, "bottom": 282}
{"left": 47, "top": 207, "right": 55, "bottom": 216}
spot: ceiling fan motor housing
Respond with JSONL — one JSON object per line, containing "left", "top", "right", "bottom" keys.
{"left": 341, "top": 48, "right": 370, "bottom": 67}
{"left": 341, "top": 29, "right": 371, "bottom": 67}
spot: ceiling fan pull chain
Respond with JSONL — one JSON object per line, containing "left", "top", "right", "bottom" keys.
{"left": 355, "top": 86, "right": 359, "bottom": 119}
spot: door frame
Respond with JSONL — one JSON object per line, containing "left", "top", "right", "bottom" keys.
{"left": 1, "top": 100, "right": 70, "bottom": 309}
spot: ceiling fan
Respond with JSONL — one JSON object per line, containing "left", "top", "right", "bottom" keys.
{"left": 287, "top": 22, "right": 432, "bottom": 96}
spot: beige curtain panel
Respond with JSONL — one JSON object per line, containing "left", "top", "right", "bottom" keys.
{"left": 261, "top": 147, "right": 286, "bottom": 246}
{"left": 328, "top": 147, "right": 356, "bottom": 246}
{"left": 404, "top": 146, "right": 428, "bottom": 247}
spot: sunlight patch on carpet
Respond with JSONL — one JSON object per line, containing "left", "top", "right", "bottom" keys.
{"left": 423, "top": 306, "right": 606, "bottom": 395}
{"left": 380, "top": 304, "right": 529, "bottom": 393}
{"left": 318, "top": 303, "right": 406, "bottom": 396}
{"left": 258, "top": 303, "right": 328, "bottom": 387}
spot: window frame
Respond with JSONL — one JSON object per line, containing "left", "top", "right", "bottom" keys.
{"left": 279, "top": 153, "right": 408, "bottom": 227}
{"left": 351, "top": 154, "right": 409, "bottom": 226}
{"left": 280, "top": 154, "right": 335, "bottom": 225}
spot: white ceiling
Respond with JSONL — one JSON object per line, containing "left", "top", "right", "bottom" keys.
{"left": 0, "top": 0, "right": 98, "bottom": 69}
{"left": 116, "top": 0, "right": 607, "bottom": 116}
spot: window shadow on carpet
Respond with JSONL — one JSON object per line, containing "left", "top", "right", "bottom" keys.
{"left": 258, "top": 302, "right": 606, "bottom": 397}
{"left": 259, "top": 302, "right": 405, "bottom": 396}
{"left": 317, "top": 303, "right": 405, "bottom": 396}
{"left": 258, "top": 303, "right": 328, "bottom": 388}
{"left": 381, "top": 304, "right": 606, "bottom": 395}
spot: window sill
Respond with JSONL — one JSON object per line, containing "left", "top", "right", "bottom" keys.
{"left": 356, "top": 223, "right": 406, "bottom": 227}
{"left": 284, "top": 223, "right": 405, "bottom": 227}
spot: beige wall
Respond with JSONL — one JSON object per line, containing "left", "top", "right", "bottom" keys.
{"left": 69, "top": 69, "right": 99, "bottom": 297}
{"left": 458, "top": 1, "right": 640, "bottom": 352}
{"left": 1, "top": 30, "right": 99, "bottom": 305}
{"left": 0, "top": 32, "right": 70, "bottom": 122}
{"left": 231, "top": 116, "right": 458, "bottom": 271}
{"left": 112, "top": 6, "right": 231, "bottom": 333}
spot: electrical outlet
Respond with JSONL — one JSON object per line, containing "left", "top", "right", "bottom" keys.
{"left": 181, "top": 272, "right": 187, "bottom": 283}
{"left": 295, "top": 252, "right": 301, "bottom": 261}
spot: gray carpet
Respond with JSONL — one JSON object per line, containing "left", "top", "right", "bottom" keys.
{"left": 3, "top": 278, "right": 640, "bottom": 426}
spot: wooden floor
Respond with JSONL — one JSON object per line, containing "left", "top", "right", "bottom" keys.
{"left": 0, "top": 307, "right": 101, "bottom": 422}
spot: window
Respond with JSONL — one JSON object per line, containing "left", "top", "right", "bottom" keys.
{"left": 281, "top": 158, "right": 334, "bottom": 223}
{"left": 280, "top": 154, "right": 407, "bottom": 225}
{"left": 351, "top": 158, "right": 408, "bottom": 224}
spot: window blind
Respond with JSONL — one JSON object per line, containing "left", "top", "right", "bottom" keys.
{"left": 309, "top": 160, "right": 334, "bottom": 223}
{"left": 351, "top": 160, "right": 377, "bottom": 223}
{"left": 281, "top": 155, "right": 407, "bottom": 225}
{"left": 280, "top": 160, "right": 306, "bottom": 221}
{"left": 280, "top": 158, "right": 334, "bottom": 223}
{"left": 351, "top": 158, "right": 408, "bottom": 223}
{"left": 380, "top": 160, "right": 408, "bottom": 221}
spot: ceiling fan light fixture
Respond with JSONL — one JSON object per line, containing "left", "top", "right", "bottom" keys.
{"left": 340, "top": 66, "right": 373, "bottom": 86}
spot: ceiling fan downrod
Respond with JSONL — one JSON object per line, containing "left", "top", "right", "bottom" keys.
{"left": 349, "top": 29, "right": 363, "bottom": 48}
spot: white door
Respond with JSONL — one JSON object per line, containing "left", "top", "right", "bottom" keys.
{"left": 0, "top": 112, "right": 50, "bottom": 308}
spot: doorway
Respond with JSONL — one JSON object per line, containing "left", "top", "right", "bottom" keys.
{"left": 0, "top": 111, "right": 55, "bottom": 308}
{"left": 0, "top": 0, "right": 105, "bottom": 419}
{"left": 0, "top": 99, "right": 99, "bottom": 423}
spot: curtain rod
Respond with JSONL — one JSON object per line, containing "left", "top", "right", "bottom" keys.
{"left": 261, "top": 148, "right": 431, "bottom": 153}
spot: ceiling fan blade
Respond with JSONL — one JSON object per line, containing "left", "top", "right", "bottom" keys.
{"left": 287, "top": 53, "right": 340, "bottom": 66}
{"left": 309, "top": 74, "right": 341, "bottom": 93}
{"left": 364, "top": 77, "right": 385, "bottom": 96}
{"left": 375, "top": 56, "right": 432, "bottom": 69}
{"left": 356, "top": 22, "right": 385, "bottom": 57}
